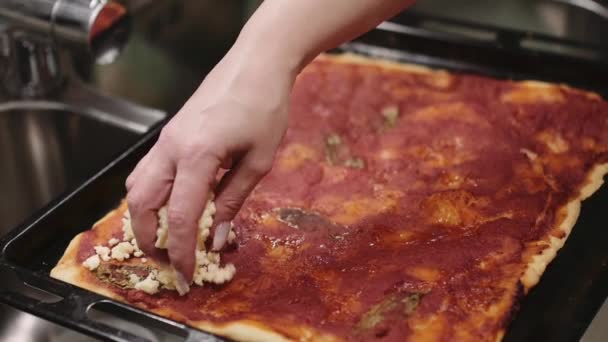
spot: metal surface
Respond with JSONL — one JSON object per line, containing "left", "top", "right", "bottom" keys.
{"left": 0, "top": 102, "right": 158, "bottom": 233}
{"left": 0, "top": 0, "right": 56, "bottom": 34}
{"left": 0, "top": 99, "right": 165, "bottom": 342}
{"left": 582, "top": 297, "right": 608, "bottom": 342}
{"left": 409, "top": 0, "right": 608, "bottom": 46}
{"left": 0, "top": 0, "right": 129, "bottom": 98}
{"left": 553, "top": 0, "right": 608, "bottom": 19}
{"left": 0, "top": 30, "right": 64, "bottom": 98}
{"left": 0, "top": 0, "right": 130, "bottom": 62}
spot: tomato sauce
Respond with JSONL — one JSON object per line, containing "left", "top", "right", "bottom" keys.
{"left": 81, "top": 57, "right": 608, "bottom": 341}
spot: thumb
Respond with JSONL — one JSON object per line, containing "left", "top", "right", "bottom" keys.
{"left": 212, "top": 155, "right": 272, "bottom": 250}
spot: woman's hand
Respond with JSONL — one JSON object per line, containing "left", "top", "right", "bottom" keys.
{"left": 125, "top": 47, "right": 296, "bottom": 281}
{"left": 125, "top": 0, "right": 413, "bottom": 282}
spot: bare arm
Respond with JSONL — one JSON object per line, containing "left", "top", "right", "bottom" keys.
{"left": 237, "top": 0, "right": 413, "bottom": 73}
{"left": 126, "top": 0, "right": 415, "bottom": 281}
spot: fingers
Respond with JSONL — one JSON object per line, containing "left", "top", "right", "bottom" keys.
{"left": 126, "top": 151, "right": 153, "bottom": 192}
{"left": 126, "top": 150, "right": 173, "bottom": 258}
{"left": 212, "top": 222, "right": 232, "bottom": 251}
{"left": 167, "top": 155, "right": 221, "bottom": 282}
{"left": 212, "top": 154, "right": 272, "bottom": 250}
{"left": 221, "top": 156, "right": 234, "bottom": 170}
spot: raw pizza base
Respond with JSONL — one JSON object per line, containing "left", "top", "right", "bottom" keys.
{"left": 52, "top": 53, "right": 608, "bottom": 342}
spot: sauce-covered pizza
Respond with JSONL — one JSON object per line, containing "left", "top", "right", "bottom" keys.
{"left": 52, "top": 54, "right": 608, "bottom": 341}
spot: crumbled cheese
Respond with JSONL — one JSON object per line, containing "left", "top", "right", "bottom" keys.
{"left": 193, "top": 251, "right": 235, "bottom": 286}
{"left": 197, "top": 201, "right": 216, "bottom": 250}
{"left": 111, "top": 242, "right": 134, "bottom": 261}
{"left": 153, "top": 267, "right": 189, "bottom": 295}
{"left": 156, "top": 269, "right": 176, "bottom": 290}
{"left": 85, "top": 194, "right": 237, "bottom": 295}
{"left": 227, "top": 229, "right": 236, "bottom": 244}
{"left": 134, "top": 271, "right": 160, "bottom": 295}
{"left": 94, "top": 245, "right": 111, "bottom": 262}
{"left": 155, "top": 207, "right": 169, "bottom": 248}
{"left": 128, "top": 274, "right": 142, "bottom": 285}
{"left": 153, "top": 199, "right": 216, "bottom": 252}
{"left": 129, "top": 238, "right": 144, "bottom": 257}
{"left": 82, "top": 255, "right": 100, "bottom": 271}
{"left": 195, "top": 250, "right": 220, "bottom": 267}
{"left": 194, "top": 263, "right": 236, "bottom": 285}
{"left": 148, "top": 197, "right": 235, "bottom": 294}
{"left": 122, "top": 210, "right": 134, "bottom": 241}
{"left": 520, "top": 148, "right": 538, "bottom": 161}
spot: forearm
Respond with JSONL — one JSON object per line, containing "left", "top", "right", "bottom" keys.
{"left": 233, "top": 0, "right": 415, "bottom": 76}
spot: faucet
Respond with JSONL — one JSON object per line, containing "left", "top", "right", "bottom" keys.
{"left": 0, "top": 0, "right": 130, "bottom": 98}
{"left": 0, "top": 0, "right": 165, "bottom": 133}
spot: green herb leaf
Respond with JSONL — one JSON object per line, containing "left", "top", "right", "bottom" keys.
{"left": 357, "top": 292, "right": 424, "bottom": 333}
{"left": 382, "top": 105, "right": 400, "bottom": 128}
{"left": 96, "top": 264, "right": 153, "bottom": 289}
{"left": 324, "top": 134, "right": 365, "bottom": 169}
{"left": 344, "top": 157, "right": 365, "bottom": 169}
{"left": 324, "top": 133, "right": 342, "bottom": 165}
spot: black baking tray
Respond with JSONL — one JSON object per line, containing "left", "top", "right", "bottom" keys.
{"left": 1, "top": 13, "right": 607, "bottom": 342}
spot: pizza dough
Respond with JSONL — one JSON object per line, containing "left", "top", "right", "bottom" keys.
{"left": 51, "top": 53, "right": 608, "bottom": 342}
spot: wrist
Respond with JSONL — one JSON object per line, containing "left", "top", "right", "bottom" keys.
{"left": 231, "top": 19, "right": 307, "bottom": 80}
{"left": 218, "top": 39, "right": 298, "bottom": 100}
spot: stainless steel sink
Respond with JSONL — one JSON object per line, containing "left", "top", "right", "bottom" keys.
{"left": 0, "top": 99, "right": 165, "bottom": 341}
{"left": 0, "top": 104, "right": 150, "bottom": 233}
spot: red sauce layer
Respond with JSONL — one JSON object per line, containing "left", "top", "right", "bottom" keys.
{"left": 82, "top": 57, "right": 608, "bottom": 341}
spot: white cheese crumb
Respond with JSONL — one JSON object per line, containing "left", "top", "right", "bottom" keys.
{"left": 111, "top": 242, "right": 134, "bottom": 261}
{"left": 196, "top": 201, "right": 216, "bottom": 250}
{"left": 122, "top": 210, "right": 134, "bottom": 241}
{"left": 156, "top": 269, "right": 176, "bottom": 290}
{"left": 154, "top": 200, "right": 216, "bottom": 251}
{"left": 141, "top": 258, "right": 148, "bottom": 263}
{"left": 82, "top": 254, "right": 100, "bottom": 271}
{"left": 134, "top": 271, "right": 160, "bottom": 295}
{"left": 130, "top": 238, "right": 143, "bottom": 257}
{"left": 108, "top": 238, "right": 120, "bottom": 247}
{"left": 195, "top": 250, "right": 220, "bottom": 267}
{"left": 128, "top": 274, "right": 142, "bottom": 285}
{"left": 520, "top": 148, "right": 538, "bottom": 161}
{"left": 153, "top": 267, "right": 189, "bottom": 295}
{"left": 155, "top": 207, "right": 169, "bottom": 249}
{"left": 196, "top": 197, "right": 216, "bottom": 250}
{"left": 194, "top": 263, "right": 236, "bottom": 285}
{"left": 227, "top": 230, "right": 236, "bottom": 244}
{"left": 94, "top": 245, "right": 111, "bottom": 262}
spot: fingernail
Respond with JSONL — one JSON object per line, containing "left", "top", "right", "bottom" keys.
{"left": 212, "top": 222, "right": 231, "bottom": 251}
{"left": 173, "top": 267, "right": 190, "bottom": 296}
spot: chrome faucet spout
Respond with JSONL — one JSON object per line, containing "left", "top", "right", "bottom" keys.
{"left": 0, "top": 0, "right": 130, "bottom": 63}
{"left": 0, "top": 0, "right": 130, "bottom": 98}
